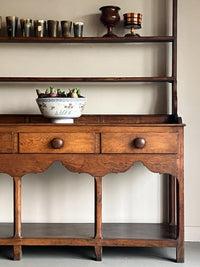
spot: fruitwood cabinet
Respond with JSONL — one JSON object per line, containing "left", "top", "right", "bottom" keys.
{"left": 0, "top": 0, "right": 184, "bottom": 262}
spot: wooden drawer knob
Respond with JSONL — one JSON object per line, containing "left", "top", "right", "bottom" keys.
{"left": 51, "top": 138, "right": 64, "bottom": 149}
{"left": 134, "top": 138, "right": 146, "bottom": 149}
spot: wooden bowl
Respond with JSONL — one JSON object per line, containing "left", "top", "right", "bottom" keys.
{"left": 100, "top": 6, "right": 121, "bottom": 37}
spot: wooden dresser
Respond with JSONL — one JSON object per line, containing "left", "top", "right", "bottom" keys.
{"left": 0, "top": 113, "right": 184, "bottom": 262}
{"left": 0, "top": 0, "right": 184, "bottom": 262}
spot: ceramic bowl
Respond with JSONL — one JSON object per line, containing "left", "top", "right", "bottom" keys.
{"left": 36, "top": 97, "right": 87, "bottom": 123}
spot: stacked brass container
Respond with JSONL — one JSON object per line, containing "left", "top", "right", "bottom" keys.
{"left": 123, "top": 13, "right": 142, "bottom": 37}
{"left": 0, "top": 16, "right": 2, "bottom": 35}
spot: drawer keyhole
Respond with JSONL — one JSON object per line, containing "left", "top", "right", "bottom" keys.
{"left": 134, "top": 138, "right": 146, "bottom": 149}
{"left": 51, "top": 138, "right": 64, "bottom": 149}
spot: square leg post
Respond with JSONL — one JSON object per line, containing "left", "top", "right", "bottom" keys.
{"left": 94, "top": 176, "right": 102, "bottom": 261}
{"left": 176, "top": 176, "right": 184, "bottom": 263}
{"left": 13, "top": 177, "right": 22, "bottom": 260}
{"left": 169, "top": 175, "right": 176, "bottom": 225}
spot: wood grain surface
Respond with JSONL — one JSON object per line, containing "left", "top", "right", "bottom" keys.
{"left": 19, "top": 132, "right": 96, "bottom": 153}
{"left": 102, "top": 132, "right": 178, "bottom": 154}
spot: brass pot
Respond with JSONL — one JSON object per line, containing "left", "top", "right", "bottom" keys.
{"left": 123, "top": 13, "right": 142, "bottom": 37}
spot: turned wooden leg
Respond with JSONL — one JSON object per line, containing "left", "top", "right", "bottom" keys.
{"left": 94, "top": 177, "right": 103, "bottom": 261}
{"left": 176, "top": 177, "right": 184, "bottom": 263}
{"left": 13, "top": 177, "right": 22, "bottom": 260}
{"left": 169, "top": 175, "right": 176, "bottom": 225}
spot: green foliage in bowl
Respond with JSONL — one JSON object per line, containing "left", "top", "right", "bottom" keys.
{"left": 36, "top": 87, "right": 84, "bottom": 98}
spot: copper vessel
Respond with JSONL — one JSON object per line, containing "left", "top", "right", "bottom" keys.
{"left": 0, "top": 16, "right": 2, "bottom": 36}
{"left": 124, "top": 13, "right": 142, "bottom": 37}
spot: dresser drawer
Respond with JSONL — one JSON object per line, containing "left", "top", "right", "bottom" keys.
{"left": 101, "top": 132, "right": 178, "bottom": 154}
{"left": 19, "top": 133, "right": 96, "bottom": 153}
{"left": 0, "top": 133, "right": 13, "bottom": 153}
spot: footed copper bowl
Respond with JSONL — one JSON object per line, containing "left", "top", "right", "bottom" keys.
{"left": 124, "top": 13, "right": 142, "bottom": 37}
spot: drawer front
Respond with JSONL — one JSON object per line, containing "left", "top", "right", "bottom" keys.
{"left": 0, "top": 133, "right": 13, "bottom": 153}
{"left": 19, "top": 133, "right": 96, "bottom": 153}
{"left": 101, "top": 133, "right": 178, "bottom": 154}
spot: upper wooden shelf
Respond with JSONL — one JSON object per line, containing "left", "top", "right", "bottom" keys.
{"left": 0, "top": 77, "right": 175, "bottom": 83}
{"left": 0, "top": 36, "right": 174, "bottom": 43}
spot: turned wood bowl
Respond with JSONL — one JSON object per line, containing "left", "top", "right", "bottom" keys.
{"left": 99, "top": 5, "right": 121, "bottom": 37}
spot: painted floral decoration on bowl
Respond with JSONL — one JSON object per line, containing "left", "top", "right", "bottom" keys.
{"left": 36, "top": 87, "right": 87, "bottom": 123}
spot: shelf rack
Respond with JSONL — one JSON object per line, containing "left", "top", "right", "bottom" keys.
{"left": 0, "top": 33, "right": 177, "bottom": 112}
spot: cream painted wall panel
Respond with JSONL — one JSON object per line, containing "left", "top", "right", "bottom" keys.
{"left": 0, "top": 44, "right": 168, "bottom": 76}
{"left": 22, "top": 163, "right": 94, "bottom": 223}
{"left": 0, "top": 83, "right": 168, "bottom": 115}
{"left": 178, "top": 0, "right": 200, "bottom": 236}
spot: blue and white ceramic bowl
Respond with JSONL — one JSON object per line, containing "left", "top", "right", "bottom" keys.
{"left": 36, "top": 97, "right": 87, "bottom": 123}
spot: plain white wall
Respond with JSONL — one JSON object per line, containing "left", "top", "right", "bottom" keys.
{"left": 0, "top": 0, "right": 198, "bottom": 241}
{"left": 178, "top": 0, "right": 200, "bottom": 241}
